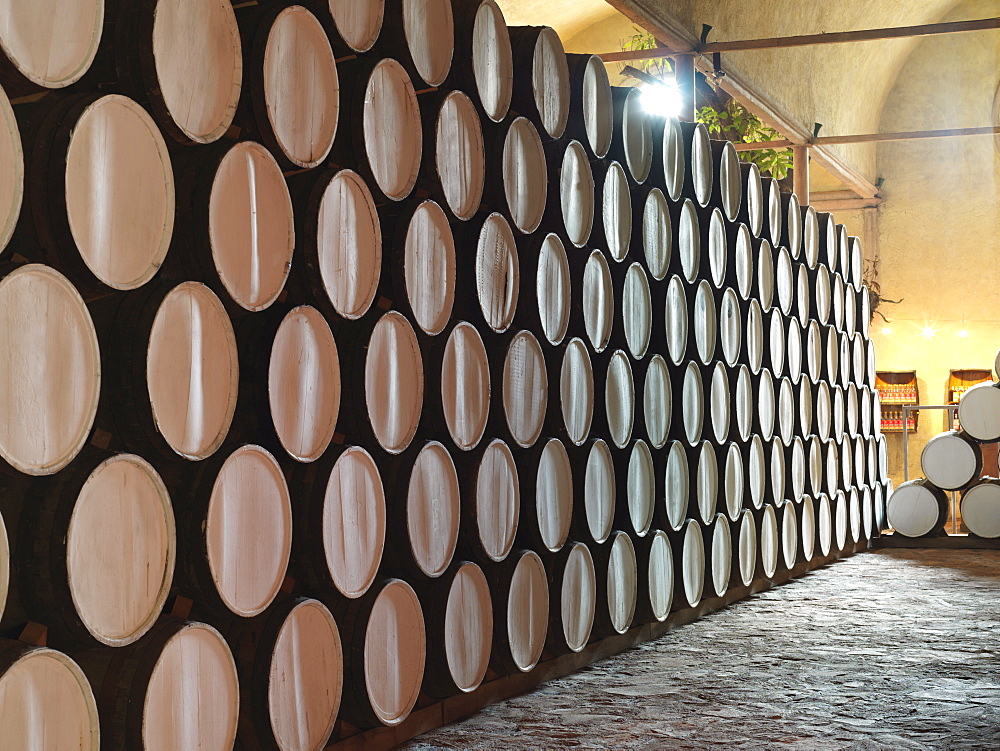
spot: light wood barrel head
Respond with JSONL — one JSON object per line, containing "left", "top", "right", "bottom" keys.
{"left": 147, "top": 282, "right": 238, "bottom": 461}
{"left": 627, "top": 440, "right": 655, "bottom": 536}
{"left": 664, "top": 275, "right": 687, "bottom": 366}
{"left": 0, "top": 646, "right": 99, "bottom": 749}
{"left": 268, "top": 599, "right": 343, "bottom": 751}
{"left": 316, "top": 170, "right": 381, "bottom": 320}
{"left": 407, "top": 442, "right": 460, "bottom": 577}
{"left": 507, "top": 549, "right": 547, "bottom": 671}
{"left": 800, "top": 495, "right": 816, "bottom": 561}
{"left": 724, "top": 443, "right": 744, "bottom": 521}
{"left": 366, "top": 312, "right": 423, "bottom": 454}
{"left": 619, "top": 88, "right": 651, "bottom": 183}
{"left": 676, "top": 199, "right": 700, "bottom": 282}
{"left": 444, "top": 562, "right": 492, "bottom": 693}
{"left": 364, "top": 58, "right": 421, "bottom": 201}
{"left": 0, "top": 83, "right": 21, "bottom": 253}
{"left": 735, "top": 509, "right": 756, "bottom": 586}
{"left": 269, "top": 306, "right": 341, "bottom": 463}
{"left": 263, "top": 6, "right": 338, "bottom": 168}
{"left": 403, "top": 0, "right": 454, "bottom": 86}
{"left": 849, "top": 488, "right": 862, "bottom": 543}
{"left": 756, "top": 239, "right": 774, "bottom": 311}
{"left": 0, "top": 265, "right": 99, "bottom": 475}
{"left": 0, "top": 0, "right": 102, "bottom": 88}
{"left": 662, "top": 117, "right": 684, "bottom": 200}
{"left": 777, "top": 377, "right": 795, "bottom": 446}
{"left": 152, "top": 0, "right": 242, "bottom": 144}
{"left": 476, "top": 213, "right": 519, "bottom": 333}
{"left": 719, "top": 287, "right": 741, "bottom": 366}
{"left": 143, "top": 623, "right": 238, "bottom": 751}
{"left": 364, "top": 580, "right": 425, "bottom": 726}
{"left": 471, "top": 0, "right": 512, "bottom": 122}
{"left": 606, "top": 532, "right": 637, "bottom": 633}
{"left": 734, "top": 365, "right": 752, "bottom": 442}
{"left": 733, "top": 224, "right": 752, "bottom": 299}
{"left": 643, "top": 355, "right": 671, "bottom": 449}
{"left": 210, "top": 141, "right": 294, "bottom": 311}
{"left": 442, "top": 322, "right": 490, "bottom": 451}
{"left": 779, "top": 501, "right": 797, "bottom": 570}
{"left": 862, "top": 486, "right": 874, "bottom": 540}
{"left": 503, "top": 331, "right": 547, "bottom": 449}
{"left": 584, "top": 439, "right": 615, "bottom": 543}
{"left": 757, "top": 369, "right": 775, "bottom": 441}
{"left": 502, "top": 116, "right": 546, "bottom": 233}
{"left": 534, "top": 440, "right": 572, "bottom": 552}
{"left": 65, "top": 95, "right": 174, "bottom": 290}
{"left": 706, "top": 207, "right": 727, "bottom": 288}
{"left": 475, "top": 439, "right": 519, "bottom": 562}
{"left": 322, "top": 447, "right": 386, "bottom": 597}
{"left": 208, "top": 446, "right": 292, "bottom": 616}
{"left": 602, "top": 161, "right": 631, "bottom": 262}
{"left": 583, "top": 249, "right": 613, "bottom": 352}
{"left": 824, "top": 441, "right": 839, "bottom": 498}
{"left": 708, "top": 514, "right": 731, "bottom": 597}
{"left": 789, "top": 436, "right": 806, "bottom": 501}
{"left": 796, "top": 200, "right": 813, "bottom": 267}
{"left": 834, "top": 491, "right": 848, "bottom": 550}
{"left": 816, "top": 494, "right": 833, "bottom": 556}
{"left": 647, "top": 530, "right": 673, "bottom": 620}
{"left": 605, "top": 350, "right": 635, "bottom": 449}
{"left": 623, "top": 263, "right": 651, "bottom": 359}
{"left": 710, "top": 362, "right": 730, "bottom": 444}
{"left": 0, "top": 511, "right": 6, "bottom": 621}
{"left": 831, "top": 273, "right": 845, "bottom": 332}
{"left": 664, "top": 441, "right": 689, "bottom": 531}
{"left": 961, "top": 482, "right": 1000, "bottom": 538}
{"left": 686, "top": 122, "right": 711, "bottom": 206}
{"left": 405, "top": 200, "right": 456, "bottom": 335}
{"left": 747, "top": 435, "right": 765, "bottom": 509}
{"left": 328, "top": 0, "right": 383, "bottom": 52}
{"left": 560, "top": 542, "right": 596, "bottom": 652}
{"left": 560, "top": 140, "right": 594, "bottom": 247}
{"left": 68, "top": 455, "right": 174, "bottom": 646}
{"left": 560, "top": 338, "right": 593, "bottom": 446}
{"left": 679, "top": 519, "right": 705, "bottom": 607}
{"left": 642, "top": 188, "right": 671, "bottom": 280}
{"left": 745, "top": 298, "right": 764, "bottom": 374}
{"left": 681, "top": 361, "right": 703, "bottom": 447}
{"left": 758, "top": 504, "right": 778, "bottom": 578}
{"left": 436, "top": 91, "right": 485, "bottom": 220}
{"left": 530, "top": 27, "right": 569, "bottom": 138}
{"left": 696, "top": 441, "right": 718, "bottom": 525}
{"left": 537, "top": 233, "right": 570, "bottom": 345}
{"left": 958, "top": 382, "right": 1000, "bottom": 442}
{"left": 581, "top": 54, "right": 612, "bottom": 158}
{"left": 769, "top": 438, "right": 785, "bottom": 506}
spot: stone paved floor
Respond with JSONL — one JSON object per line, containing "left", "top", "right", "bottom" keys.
{"left": 404, "top": 550, "right": 1000, "bottom": 750}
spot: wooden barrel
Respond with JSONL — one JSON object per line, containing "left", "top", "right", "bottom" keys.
{"left": 680, "top": 361, "right": 704, "bottom": 447}
{"left": 754, "top": 238, "right": 775, "bottom": 311}
{"left": 851, "top": 334, "right": 866, "bottom": 389}
{"left": 673, "top": 518, "right": 705, "bottom": 608}
{"left": 623, "top": 262, "right": 651, "bottom": 359}
{"left": 798, "top": 494, "right": 817, "bottom": 562}
{"left": 958, "top": 382, "right": 1000, "bottom": 441}
{"left": 664, "top": 275, "right": 688, "bottom": 365}
{"left": 636, "top": 529, "right": 673, "bottom": 622}
{"left": 774, "top": 245, "right": 794, "bottom": 316}
{"left": 777, "top": 500, "right": 797, "bottom": 571}
{"left": 730, "top": 223, "right": 753, "bottom": 300}
{"left": 526, "top": 232, "right": 570, "bottom": 344}
{"left": 833, "top": 384, "right": 847, "bottom": 439}
{"left": 822, "top": 439, "right": 839, "bottom": 498}
{"left": 755, "top": 368, "right": 776, "bottom": 441}
{"left": 581, "top": 438, "right": 615, "bottom": 543}
{"left": 732, "top": 508, "right": 756, "bottom": 587}
{"left": 638, "top": 187, "right": 671, "bottom": 280}
{"left": 624, "top": 440, "right": 655, "bottom": 536}
{"left": 490, "top": 548, "right": 548, "bottom": 672}
{"left": 693, "top": 440, "right": 719, "bottom": 525}
{"left": 421, "top": 561, "right": 492, "bottom": 697}
{"left": 467, "top": 438, "right": 520, "bottom": 562}
{"left": 364, "top": 311, "right": 423, "bottom": 454}
{"left": 861, "top": 486, "right": 875, "bottom": 540}
{"left": 664, "top": 441, "right": 689, "bottom": 531}
{"left": 522, "top": 439, "right": 573, "bottom": 552}
{"left": 845, "top": 383, "right": 860, "bottom": 438}
{"left": 440, "top": 321, "right": 490, "bottom": 451}
{"left": 798, "top": 205, "right": 819, "bottom": 269}
{"left": 786, "top": 317, "right": 803, "bottom": 385}
{"left": 769, "top": 437, "right": 786, "bottom": 505}
{"left": 474, "top": 212, "right": 519, "bottom": 333}
{"left": 744, "top": 297, "right": 764, "bottom": 374}
{"left": 789, "top": 435, "right": 806, "bottom": 501}
{"left": 0, "top": 642, "right": 99, "bottom": 748}
{"left": 846, "top": 236, "right": 864, "bottom": 291}
{"left": 798, "top": 377, "right": 814, "bottom": 438}
{"left": 844, "top": 285, "right": 857, "bottom": 338}
{"left": 498, "top": 115, "right": 547, "bottom": 234}
{"left": 746, "top": 434, "right": 766, "bottom": 509}
{"left": 848, "top": 487, "right": 862, "bottom": 544}
{"left": 395, "top": 200, "right": 455, "bottom": 335}
{"left": 722, "top": 442, "right": 744, "bottom": 521}
{"left": 780, "top": 193, "right": 801, "bottom": 261}
{"left": 766, "top": 308, "right": 785, "bottom": 377}
{"left": 834, "top": 223, "right": 851, "bottom": 279}
{"left": 734, "top": 365, "right": 752, "bottom": 442}
{"left": 398, "top": 441, "right": 460, "bottom": 577}
{"left": 703, "top": 513, "right": 731, "bottom": 599}
{"left": 719, "top": 288, "right": 741, "bottom": 367}
{"left": 338, "top": 578, "right": 425, "bottom": 728}
{"left": 385, "top": 0, "right": 454, "bottom": 87}
{"left": 831, "top": 272, "right": 846, "bottom": 332}
{"left": 0, "top": 84, "right": 20, "bottom": 254}
{"left": 582, "top": 248, "right": 614, "bottom": 352}
{"left": 759, "top": 177, "right": 782, "bottom": 246}
{"left": 509, "top": 26, "right": 570, "bottom": 140}
{"left": 0, "top": 264, "right": 99, "bottom": 475}
{"left": 812, "top": 262, "right": 832, "bottom": 325}
{"left": 887, "top": 479, "right": 952, "bottom": 538}
{"left": 736, "top": 162, "right": 762, "bottom": 236}
{"left": 873, "top": 483, "right": 887, "bottom": 534}
{"left": 643, "top": 354, "right": 671, "bottom": 449}
{"left": 610, "top": 87, "right": 652, "bottom": 184}
{"left": 703, "top": 206, "right": 728, "bottom": 288}
{"left": 960, "top": 480, "right": 1000, "bottom": 538}
{"left": 756, "top": 504, "right": 778, "bottom": 578}
{"left": 547, "top": 541, "right": 596, "bottom": 653}
{"left": 679, "top": 121, "right": 712, "bottom": 207}
{"left": 793, "top": 262, "right": 810, "bottom": 328}
{"left": 921, "top": 430, "right": 981, "bottom": 491}
{"left": 604, "top": 349, "right": 635, "bottom": 449}
{"left": 710, "top": 140, "right": 742, "bottom": 222}
{"left": 815, "top": 493, "right": 833, "bottom": 556}
{"left": 594, "top": 531, "right": 637, "bottom": 636}
{"left": 560, "top": 337, "right": 594, "bottom": 446}
{"left": 450, "top": 0, "right": 512, "bottom": 123}
{"left": 425, "top": 90, "right": 485, "bottom": 221}
{"left": 566, "top": 53, "right": 613, "bottom": 159}
{"left": 549, "top": 139, "right": 595, "bottom": 247}
{"left": 596, "top": 160, "right": 632, "bottom": 262}
{"left": 693, "top": 279, "right": 717, "bottom": 365}
{"left": 659, "top": 116, "right": 684, "bottom": 201}
{"left": 503, "top": 330, "right": 548, "bottom": 449}
{"left": 672, "top": 197, "right": 700, "bottom": 282}
{"left": 777, "top": 376, "right": 796, "bottom": 447}
{"left": 805, "top": 320, "right": 822, "bottom": 382}
{"left": 324, "top": 0, "right": 384, "bottom": 53}
{"left": 709, "top": 362, "right": 730, "bottom": 445}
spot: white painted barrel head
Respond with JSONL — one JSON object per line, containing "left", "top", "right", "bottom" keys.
{"left": 561, "top": 542, "right": 596, "bottom": 652}
{"left": 848, "top": 487, "right": 862, "bottom": 543}
{"left": 436, "top": 91, "right": 485, "bottom": 220}
{"left": 958, "top": 382, "right": 1000, "bottom": 441}
{"left": 833, "top": 384, "right": 847, "bottom": 439}
{"left": 789, "top": 436, "right": 806, "bottom": 501}
{"left": 267, "top": 599, "right": 343, "bottom": 751}
{"left": 147, "top": 282, "right": 238, "bottom": 461}
{"left": 583, "top": 249, "right": 614, "bottom": 352}
{"left": 210, "top": 140, "right": 294, "bottom": 311}
{"left": 143, "top": 622, "right": 239, "bottom": 750}
{"left": 757, "top": 368, "right": 775, "bottom": 441}
{"left": 0, "top": 265, "right": 99, "bottom": 475}
{"left": 708, "top": 514, "right": 731, "bottom": 597}
{"left": 833, "top": 490, "right": 848, "bottom": 550}
{"left": 602, "top": 161, "right": 632, "bottom": 262}
{"left": 741, "top": 162, "right": 762, "bottom": 235}
{"left": 470, "top": 0, "right": 512, "bottom": 121}
{"left": 677, "top": 199, "right": 700, "bottom": 282}
{"left": 715, "top": 141, "right": 741, "bottom": 222}
{"left": 696, "top": 441, "right": 719, "bottom": 524}
{"left": 734, "top": 509, "right": 756, "bottom": 587}
{"left": 475, "top": 439, "right": 519, "bottom": 561}
{"left": 503, "top": 116, "right": 546, "bottom": 233}
{"left": 778, "top": 501, "right": 797, "bottom": 570}
{"left": 535, "top": 439, "right": 573, "bottom": 552}
{"left": 801, "top": 204, "right": 819, "bottom": 267}
{"left": 66, "top": 95, "right": 174, "bottom": 290}
{"left": 887, "top": 480, "right": 948, "bottom": 538}
{"left": 815, "top": 381, "right": 832, "bottom": 441}
{"left": 861, "top": 486, "right": 874, "bottom": 540}
{"left": 642, "top": 188, "right": 671, "bottom": 280}
{"left": 734, "top": 365, "right": 752, "bottom": 442}
{"left": 476, "top": 213, "right": 519, "bottom": 333}
{"left": 443, "top": 562, "right": 492, "bottom": 693}
{"left": 407, "top": 442, "right": 460, "bottom": 577}
{"left": 761, "top": 177, "right": 782, "bottom": 246}
{"left": 328, "top": 0, "right": 383, "bottom": 52}
{"left": 646, "top": 530, "right": 674, "bottom": 620}
{"left": 559, "top": 140, "right": 595, "bottom": 247}
{"left": 561, "top": 338, "right": 594, "bottom": 446}
{"left": 769, "top": 438, "right": 786, "bottom": 505}
{"left": 831, "top": 272, "right": 845, "bottom": 332}
{"left": 679, "top": 518, "right": 705, "bottom": 607}
{"left": 623, "top": 263, "right": 651, "bottom": 359}
{"left": 584, "top": 439, "right": 615, "bottom": 543}
{"left": 798, "top": 378, "right": 814, "bottom": 438}
{"left": 844, "top": 286, "right": 857, "bottom": 339}
{"left": 269, "top": 306, "right": 341, "bottom": 463}
{"left": 363, "top": 580, "right": 425, "bottom": 726}
{"left": 537, "top": 233, "right": 570, "bottom": 345}
{"left": 0, "top": 647, "right": 99, "bottom": 749}
{"left": 151, "top": 0, "right": 242, "bottom": 144}
{"left": 404, "top": 200, "right": 455, "bottom": 335}
{"left": 851, "top": 335, "right": 866, "bottom": 389}
{"left": 706, "top": 208, "right": 727, "bottom": 288}
{"left": 364, "top": 58, "right": 422, "bottom": 201}
{"left": 0, "top": 511, "right": 6, "bottom": 621}
{"left": 0, "top": 84, "right": 20, "bottom": 254}
{"left": 262, "top": 7, "right": 338, "bottom": 168}
{"left": 530, "top": 27, "right": 570, "bottom": 139}
{"left": 403, "top": 0, "right": 454, "bottom": 86}
{"left": 643, "top": 355, "right": 671, "bottom": 449}
{"left": 774, "top": 246, "right": 793, "bottom": 316}
{"left": 664, "top": 441, "right": 689, "bottom": 531}
{"left": 787, "top": 318, "right": 803, "bottom": 384}
{"left": 686, "top": 122, "right": 711, "bottom": 207}
{"left": 441, "top": 323, "right": 490, "bottom": 451}
{"left": 606, "top": 531, "right": 637, "bottom": 633}
{"left": 661, "top": 116, "right": 684, "bottom": 200}
{"left": 961, "top": 482, "right": 1000, "bottom": 538}
{"left": 756, "top": 238, "right": 775, "bottom": 311}
{"left": 724, "top": 443, "right": 744, "bottom": 521}
{"left": 605, "top": 350, "right": 635, "bottom": 449}
{"left": 580, "top": 54, "right": 613, "bottom": 158}
{"left": 664, "top": 275, "right": 688, "bottom": 366}
{"left": 322, "top": 447, "right": 386, "bottom": 598}
{"left": 506, "top": 550, "right": 548, "bottom": 671}
{"left": 503, "top": 331, "right": 547, "bottom": 448}
{"left": 681, "top": 361, "right": 704, "bottom": 446}
{"left": 719, "top": 288, "right": 741, "bottom": 367}
{"left": 693, "top": 280, "right": 717, "bottom": 365}
{"left": 627, "top": 440, "right": 655, "bottom": 536}
{"left": 920, "top": 430, "right": 980, "bottom": 491}
{"left": 747, "top": 435, "right": 766, "bottom": 510}
{"left": 0, "top": 0, "right": 102, "bottom": 88}
{"left": 619, "top": 87, "right": 652, "bottom": 183}
{"left": 816, "top": 494, "right": 832, "bottom": 556}
{"left": 733, "top": 223, "right": 753, "bottom": 300}
{"left": 777, "top": 376, "right": 795, "bottom": 446}
{"left": 68, "top": 455, "right": 174, "bottom": 646}
{"left": 805, "top": 320, "right": 822, "bottom": 382}
{"left": 366, "top": 312, "right": 423, "bottom": 454}
{"left": 768, "top": 308, "right": 785, "bottom": 378}
{"left": 873, "top": 483, "right": 886, "bottom": 533}
{"left": 710, "top": 362, "right": 730, "bottom": 444}
{"left": 758, "top": 504, "right": 778, "bottom": 578}
{"left": 315, "top": 170, "right": 381, "bottom": 320}
{"left": 746, "top": 298, "right": 764, "bottom": 374}
{"left": 800, "top": 494, "right": 816, "bottom": 562}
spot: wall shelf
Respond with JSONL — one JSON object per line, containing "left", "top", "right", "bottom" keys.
{"left": 876, "top": 370, "right": 918, "bottom": 432}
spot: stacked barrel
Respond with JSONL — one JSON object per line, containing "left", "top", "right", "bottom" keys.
{"left": 0, "top": 0, "right": 889, "bottom": 748}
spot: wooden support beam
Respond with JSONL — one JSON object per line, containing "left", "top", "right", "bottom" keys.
{"left": 810, "top": 196, "right": 884, "bottom": 212}
{"left": 673, "top": 53, "right": 696, "bottom": 122}
{"left": 733, "top": 125, "right": 1000, "bottom": 150}
{"left": 792, "top": 145, "right": 810, "bottom": 206}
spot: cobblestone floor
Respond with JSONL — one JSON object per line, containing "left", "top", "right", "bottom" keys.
{"left": 404, "top": 550, "right": 1000, "bottom": 750}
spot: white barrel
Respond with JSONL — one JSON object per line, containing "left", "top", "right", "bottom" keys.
{"left": 756, "top": 368, "right": 776, "bottom": 441}
{"left": 733, "top": 509, "right": 757, "bottom": 587}
{"left": 623, "top": 263, "right": 651, "bottom": 359}
{"left": 961, "top": 480, "right": 1000, "bottom": 538}
{"left": 681, "top": 362, "right": 704, "bottom": 447}
{"left": 805, "top": 320, "right": 822, "bottom": 381}
{"left": 816, "top": 493, "right": 833, "bottom": 556}
{"left": 712, "top": 140, "right": 741, "bottom": 222}
{"left": 695, "top": 440, "right": 719, "bottom": 525}
{"left": 611, "top": 86, "right": 652, "bottom": 184}
{"left": 705, "top": 513, "right": 731, "bottom": 598}
{"left": 745, "top": 298, "right": 764, "bottom": 374}
{"left": 680, "top": 121, "right": 712, "bottom": 207}
{"left": 583, "top": 249, "right": 613, "bottom": 352}
{"left": 887, "top": 479, "right": 950, "bottom": 537}
{"left": 693, "top": 280, "right": 717, "bottom": 365}
{"left": 675, "top": 518, "right": 705, "bottom": 608}
{"left": 643, "top": 355, "right": 671, "bottom": 449}
{"left": 603, "top": 532, "right": 637, "bottom": 634}
{"left": 434, "top": 91, "right": 485, "bottom": 221}
{"left": 641, "top": 187, "right": 671, "bottom": 280}
{"left": 769, "top": 438, "right": 786, "bottom": 505}
{"left": 560, "top": 338, "right": 594, "bottom": 446}
{"left": 807, "top": 435, "right": 823, "bottom": 497}
{"left": 756, "top": 238, "right": 775, "bottom": 311}
{"left": 833, "top": 490, "right": 848, "bottom": 550}
{"left": 584, "top": 439, "right": 615, "bottom": 543}
{"left": 536, "top": 233, "right": 570, "bottom": 344}
{"left": 800, "top": 495, "right": 816, "bottom": 562}
{"left": 815, "top": 381, "right": 832, "bottom": 441}
{"left": 661, "top": 116, "right": 684, "bottom": 200}
{"left": 664, "top": 441, "right": 689, "bottom": 531}
{"left": 831, "top": 272, "right": 845, "bottom": 331}
{"left": 600, "top": 161, "right": 632, "bottom": 262}
{"left": 778, "top": 500, "right": 797, "bottom": 570}
{"left": 399, "top": 0, "right": 454, "bottom": 86}
{"left": 502, "top": 116, "right": 546, "bottom": 234}
{"left": 958, "top": 382, "right": 1000, "bottom": 441}
{"left": 848, "top": 487, "right": 862, "bottom": 544}
{"left": 503, "top": 331, "right": 547, "bottom": 449}
{"left": 472, "top": 440, "right": 519, "bottom": 561}
{"left": 757, "top": 504, "right": 778, "bottom": 578}
{"left": 402, "top": 200, "right": 455, "bottom": 335}
{"left": 366, "top": 312, "right": 423, "bottom": 454}
{"left": 407, "top": 442, "right": 460, "bottom": 577}
{"left": 719, "top": 288, "right": 741, "bottom": 367}
{"left": 664, "top": 275, "right": 688, "bottom": 365}
{"left": 767, "top": 309, "right": 785, "bottom": 377}
{"left": 533, "top": 439, "right": 573, "bottom": 552}
{"left": 441, "top": 322, "right": 490, "bottom": 451}
{"left": 789, "top": 435, "right": 806, "bottom": 501}
{"left": 643, "top": 530, "right": 674, "bottom": 621}
{"left": 747, "top": 434, "right": 766, "bottom": 510}
{"left": 777, "top": 376, "right": 795, "bottom": 447}
{"left": 723, "top": 442, "right": 744, "bottom": 521}
{"left": 710, "top": 362, "right": 731, "bottom": 445}
{"left": 761, "top": 177, "right": 782, "bottom": 247}
{"left": 733, "top": 223, "right": 753, "bottom": 300}
{"left": 497, "top": 549, "right": 548, "bottom": 672}
{"left": 605, "top": 350, "right": 635, "bottom": 449}
{"left": 567, "top": 53, "right": 612, "bottom": 159}
{"left": 475, "top": 212, "right": 519, "bottom": 333}
{"left": 462, "top": 0, "right": 512, "bottom": 122}
{"left": 675, "top": 198, "right": 700, "bottom": 282}
{"left": 798, "top": 375, "right": 814, "bottom": 437}
{"left": 921, "top": 430, "right": 981, "bottom": 490}
{"left": 705, "top": 207, "right": 727, "bottom": 288}
{"left": 510, "top": 26, "right": 569, "bottom": 139}
{"left": 328, "top": 0, "right": 383, "bottom": 52}
{"left": 557, "top": 140, "right": 595, "bottom": 247}
{"left": 738, "top": 162, "right": 762, "bottom": 236}
{"left": 555, "top": 542, "right": 596, "bottom": 652}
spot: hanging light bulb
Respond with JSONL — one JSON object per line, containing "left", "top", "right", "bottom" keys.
{"left": 641, "top": 80, "right": 683, "bottom": 118}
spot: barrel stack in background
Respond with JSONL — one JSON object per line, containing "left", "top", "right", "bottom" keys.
{"left": 0, "top": 0, "right": 889, "bottom": 748}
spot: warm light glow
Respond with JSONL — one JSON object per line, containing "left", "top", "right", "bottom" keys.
{"left": 641, "top": 81, "right": 683, "bottom": 118}
{"left": 881, "top": 327, "right": 892, "bottom": 336}
{"left": 958, "top": 329, "right": 969, "bottom": 338}
{"left": 920, "top": 326, "right": 938, "bottom": 339}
